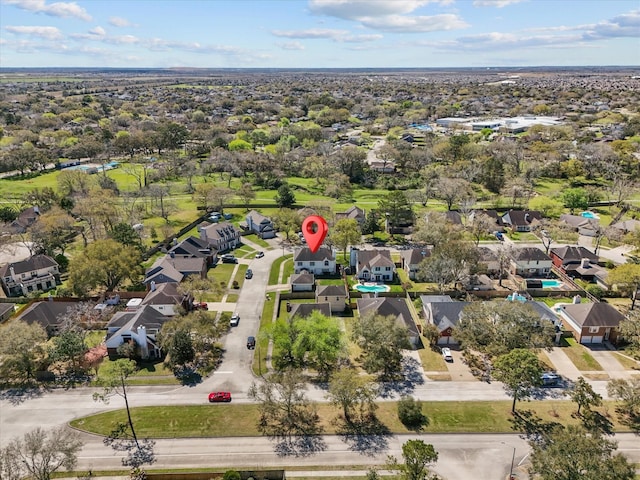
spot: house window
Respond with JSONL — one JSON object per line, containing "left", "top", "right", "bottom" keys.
{"left": 324, "top": 260, "right": 329, "bottom": 266}
{"left": 385, "top": 267, "right": 391, "bottom": 271}
{"left": 297, "top": 262, "right": 303, "bottom": 266}
{"left": 589, "top": 327, "right": 599, "bottom": 333}
{"left": 336, "top": 297, "right": 340, "bottom": 301}
{"left": 310, "top": 261, "right": 315, "bottom": 266}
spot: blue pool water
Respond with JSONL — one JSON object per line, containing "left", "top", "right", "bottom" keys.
{"left": 354, "top": 284, "right": 389, "bottom": 293}
{"left": 542, "top": 280, "right": 563, "bottom": 288}
{"left": 581, "top": 211, "right": 596, "bottom": 219}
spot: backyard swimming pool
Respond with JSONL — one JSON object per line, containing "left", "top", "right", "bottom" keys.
{"left": 580, "top": 211, "right": 599, "bottom": 219}
{"left": 354, "top": 283, "right": 390, "bottom": 293}
{"left": 542, "top": 279, "right": 564, "bottom": 288}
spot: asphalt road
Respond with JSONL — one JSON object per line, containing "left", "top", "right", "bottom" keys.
{"left": 0, "top": 237, "right": 635, "bottom": 475}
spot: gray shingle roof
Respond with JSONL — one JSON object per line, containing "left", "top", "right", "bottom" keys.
{"left": 0, "top": 255, "right": 57, "bottom": 277}
{"left": 560, "top": 303, "right": 624, "bottom": 328}
{"left": 357, "top": 297, "right": 419, "bottom": 337}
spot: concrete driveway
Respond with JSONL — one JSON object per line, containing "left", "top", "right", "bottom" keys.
{"left": 545, "top": 347, "right": 582, "bottom": 382}
{"left": 586, "top": 345, "right": 632, "bottom": 380}
{"left": 444, "top": 347, "right": 477, "bottom": 381}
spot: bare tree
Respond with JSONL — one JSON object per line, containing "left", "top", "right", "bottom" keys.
{"left": 1, "top": 427, "right": 84, "bottom": 480}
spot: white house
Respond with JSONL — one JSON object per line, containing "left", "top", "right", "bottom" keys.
{"left": 245, "top": 210, "right": 276, "bottom": 239}
{"left": 199, "top": 221, "right": 241, "bottom": 252}
{"left": 293, "top": 247, "right": 337, "bottom": 275}
{"left": 105, "top": 305, "right": 170, "bottom": 359}
{"left": 0, "top": 255, "right": 59, "bottom": 297}
{"left": 353, "top": 249, "right": 396, "bottom": 282}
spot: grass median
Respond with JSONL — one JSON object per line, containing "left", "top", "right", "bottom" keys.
{"left": 70, "top": 399, "right": 627, "bottom": 438}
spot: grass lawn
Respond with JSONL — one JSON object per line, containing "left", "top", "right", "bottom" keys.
{"left": 85, "top": 330, "right": 106, "bottom": 348}
{"left": 560, "top": 337, "right": 604, "bottom": 371}
{"left": 268, "top": 255, "right": 292, "bottom": 285}
{"left": 613, "top": 352, "right": 640, "bottom": 370}
{"left": 252, "top": 294, "right": 277, "bottom": 376}
{"left": 225, "top": 294, "right": 239, "bottom": 303}
{"left": 208, "top": 263, "right": 236, "bottom": 292}
{"left": 417, "top": 343, "right": 449, "bottom": 373}
{"left": 243, "top": 234, "right": 270, "bottom": 249}
{"left": 70, "top": 399, "right": 628, "bottom": 438}
{"left": 537, "top": 350, "right": 555, "bottom": 371}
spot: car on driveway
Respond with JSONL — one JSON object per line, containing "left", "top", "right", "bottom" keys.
{"left": 208, "top": 391, "right": 231, "bottom": 402}
{"left": 230, "top": 314, "right": 240, "bottom": 327}
{"left": 221, "top": 254, "right": 237, "bottom": 264}
{"left": 441, "top": 347, "right": 453, "bottom": 362}
{"left": 255, "top": 251, "right": 264, "bottom": 258}
{"left": 247, "top": 336, "right": 256, "bottom": 349}
{"left": 245, "top": 269, "right": 253, "bottom": 279}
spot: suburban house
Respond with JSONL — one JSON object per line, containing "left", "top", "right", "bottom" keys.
{"left": 357, "top": 297, "right": 420, "bottom": 348}
{"left": 510, "top": 247, "right": 552, "bottom": 278}
{"left": 502, "top": 210, "right": 542, "bottom": 232}
{"left": 105, "top": 305, "right": 170, "bottom": 359}
{"left": 610, "top": 219, "right": 640, "bottom": 234}
{"left": 335, "top": 206, "right": 366, "bottom": 226}
{"left": 559, "top": 214, "right": 599, "bottom": 237}
{"left": 421, "top": 295, "right": 469, "bottom": 345}
{"left": 244, "top": 210, "right": 276, "bottom": 239}
{"left": 199, "top": 221, "right": 241, "bottom": 252}
{"left": 289, "top": 303, "right": 332, "bottom": 319}
{"left": 15, "top": 300, "right": 82, "bottom": 336}
{"left": 470, "top": 209, "right": 505, "bottom": 232}
{"left": 0, "top": 303, "right": 15, "bottom": 323}
{"left": 401, "top": 248, "right": 431, "bottom": 280}
{"left": 477, "top": 247, "right": 500, "bottom": 276}
{"left": 0, "top": 206, "right": 40, "bottom": 235}
{"left": 315, "top": 284, "right": 348, "bottom": 313}
{"left": 550, "top": 246, "right": 604, "bottom": 281}
{"left": 168, "top": 236, "right": 215, "bottom": 266}
{"left": 141, "top": 282, "right": 190, "bottom": 316}
{"left": 143, "top": 257, "right": 184, "bottom": 287}
{"left": 557, "top": 302, "right": 624, "bottom": 344}
{"left": 293, "top": 247, "right": 337, "bottom": 275}
{"left": 353, "top": 249, "right": 396, "bottom": 282}
{"left": 290, "top": 273, "right": 315, "bottom": 292}
{"left": 0, "top": 255, "right": 60, "bottom": 297}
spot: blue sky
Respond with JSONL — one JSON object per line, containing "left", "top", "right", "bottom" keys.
{"left": 0, "top": 0, "right": 639, "bottom": 68}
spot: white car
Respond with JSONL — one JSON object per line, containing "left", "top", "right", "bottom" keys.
{"left": 230, "top": 314, "right": 240, "bottom": 327}
{"left": 441, "top": 347, "right": 453, "bottom": 362}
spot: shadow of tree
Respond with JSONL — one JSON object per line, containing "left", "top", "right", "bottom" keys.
{"left": 273, "top": 435, "right": 327, "bottom": 457}
{"left": 0, "top": 385, "right": 47, "bottom": 405}
{"left": 335, "top": 415, "right": 392, "bottom": 457}
{"left": 174, "top": 366, "right": 202, "bottom": 386}
{"left": 377, "top": 356, "right": 424, "bottom": 398}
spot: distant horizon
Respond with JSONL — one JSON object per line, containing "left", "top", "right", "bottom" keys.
{"left": 1, "top": 0, "right": 638, "bottom": 69}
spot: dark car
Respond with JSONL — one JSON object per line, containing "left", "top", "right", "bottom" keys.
{"left": 245, "top": 269, "right": 253, "bottom": 279}
{"left": 494, "top": 231, "right": 504, "bottom": 241}
{"left": 208, "top": 391, "right": 232, "bottom": 403}
{"left": 247, "top": 336, "right": 256, "bottom": 349}
{"left": 221, "top": 254, "right": 237, "bottom": 264}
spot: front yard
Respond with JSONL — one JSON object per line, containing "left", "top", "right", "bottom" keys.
{"left": 560, "top": 337, "right": 604, "bottom": 371}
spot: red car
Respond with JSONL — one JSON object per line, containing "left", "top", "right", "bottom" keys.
{"left": 208, "top": 391, "right": 232, "bottom": 403}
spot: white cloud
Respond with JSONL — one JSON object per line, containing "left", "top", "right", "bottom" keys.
{"left": 308, "top": 0, "right": 451, "bottom": 19}
{"left": 109, "top": 16, "right": 133, "bottom": 27}
{"left": 308, "top": 0, "right": 466, "bottom": 34}
{"left": 582, "top": 9, "right": 640, "bottom": 39}
{"left": 277, "top": 41, "right": 305, "bottom": 50}
{"left": 3, "top": 0, "right": 92, "bottom": 21}
{"left": 272, "top": 28, "right": 349, "bottom": 39}
{"left": 359, "top": 13, "right": 468, "bottom": 32}
{"left": 88, "top": 26, "right": 105, "bottom": 36}
{"left": 4, "top": 25, "right": 62, "bottom": 39}
{"left": 473, "top": 0, "right": 527, "bottom": 7}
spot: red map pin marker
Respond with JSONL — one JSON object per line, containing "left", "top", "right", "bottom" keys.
{"left": 301, "top": 215, "right": 328, "bottom": 253}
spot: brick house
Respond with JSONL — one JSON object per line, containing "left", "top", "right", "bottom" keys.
{"left": 558, "top": 302, "right": 624, "bottom": 344}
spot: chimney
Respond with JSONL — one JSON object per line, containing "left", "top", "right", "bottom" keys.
{"left": 150, "top": 281, "right": 156, "bottom": 291}
{"left": 9, "top": 266, "right": 15, "bottom": 278}
{"left": 33, "top": 206, "right": 40, "bottom": 215}
{"left": 580, "top": 258, "right": 590, "bottom": 268}
{"left": 573, "top": 295, "right": 582, "bottom": 304}
{"left": 170, "top": 251, "right": 175, "bottom": 258}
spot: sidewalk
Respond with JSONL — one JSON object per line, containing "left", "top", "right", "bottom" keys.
{"left": 545, "top": 347, "right": 582, "bottom": 381}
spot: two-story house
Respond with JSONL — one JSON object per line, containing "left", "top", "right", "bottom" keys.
{"left": 0, "top": 255, "right": 60, "bottom": 297}
{"left": 550, "top": 246, "right": 604, "bottom": 282}
{"left": 401, "top": 248, "right": 431, "bottom": 281}
{"left": 510, "top": 247, "right": 552, "bottom": 278}
{"left": 421, "top": 295, "right": 469, "bottom": 345}
{"left": 168, "top": 236, "right": 215, "bottom": 266}
{"left": 558, "top": 302, "right": 624, "bottom": 344}
{"left": 293, "top": 247, "right": 337, "bottom": 275}
{"left": 315, "top": 284, "right": 348, "bottom": 313}
{"left": 199, "top": 221, "right": 241, "bottom": 252}
{"left": 244, "top": 210, "right": 276, "bottom": 239}
{"left": 354, "top": 249, "right": 396, "bottom": 282}
{"left": 141, "top": 282, "right": 191, "bottom": 316}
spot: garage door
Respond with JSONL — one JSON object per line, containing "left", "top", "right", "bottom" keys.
{"left": 438, "top": 336, "right": 456, "bottom": 345}
{"left": 581, "top": 336, "right": 592, "bottom": 344}
{"left": 591, "top": 336, "right": 603, "bottom": 343}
